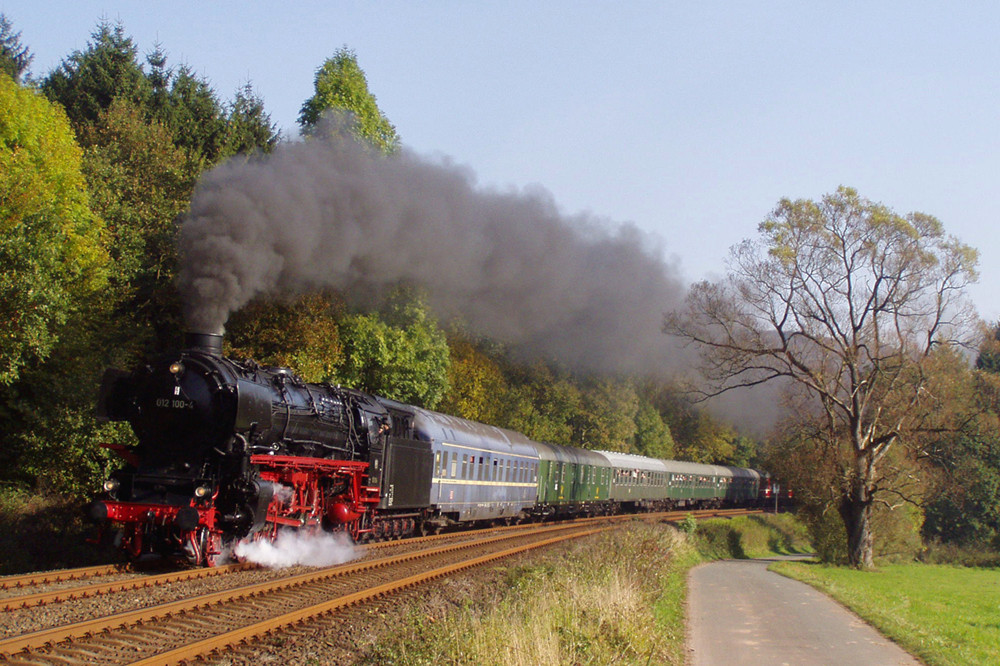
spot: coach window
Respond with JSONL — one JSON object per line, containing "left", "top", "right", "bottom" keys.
{"left": 461, "top": 454, "right": 468, "bottom": 479}
{"left": 451, "top": 452, "right": 458, "bottom": 478}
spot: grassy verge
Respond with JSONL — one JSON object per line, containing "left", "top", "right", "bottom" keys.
{"left": 360, "top": 513, "right": 810, "bottom": 665}
{"left": 771, "top": 561, "right": 1000, "bottom": 666}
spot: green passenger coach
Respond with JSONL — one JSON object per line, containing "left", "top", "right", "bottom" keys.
{"left": 533, "top": 442, "right": 612, "bottom": 517}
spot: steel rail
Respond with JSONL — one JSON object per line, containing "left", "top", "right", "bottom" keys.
{"left": 0, "top": 564, "right": 130, "bottom": 591}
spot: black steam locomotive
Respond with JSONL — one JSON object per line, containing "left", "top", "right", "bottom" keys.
{"left": 91, "top": 332, "right": 765, "bottom": 566}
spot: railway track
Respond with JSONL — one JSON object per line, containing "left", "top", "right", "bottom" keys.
{"left": 0, "top": 562, "right": 256, "bottom": 611}
{"left": 0, "top": 508, "right": 755, "bottom": 664}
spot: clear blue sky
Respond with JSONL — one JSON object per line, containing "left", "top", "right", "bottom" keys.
{"left": 7, "top": 1, "right": 1000, "bottom": 320}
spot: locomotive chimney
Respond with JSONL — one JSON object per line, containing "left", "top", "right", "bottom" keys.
{"left": 185, "top": 331, "right": 223, "bottom": 356}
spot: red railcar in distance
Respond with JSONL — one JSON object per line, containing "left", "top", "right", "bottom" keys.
{"left": 758, "top": 474, "right": 793, "bottom": 510}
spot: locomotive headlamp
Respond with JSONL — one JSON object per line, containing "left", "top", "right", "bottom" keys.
{"left": 169, "top": 362, "right": 185, "bottom": 375}
{"left": 194, "top": 485, "right": 212, "bottom": 498}
{"left": 103, "top": 479, "right": 120, "bottom": 492}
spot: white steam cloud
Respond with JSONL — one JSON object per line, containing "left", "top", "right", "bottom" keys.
{"left": 234, "top": 529, "right": 361, "bottom": 569}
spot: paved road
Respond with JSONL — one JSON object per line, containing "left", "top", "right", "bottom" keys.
{"left": 687, "top": 558, "right": 921, "bottom": 665}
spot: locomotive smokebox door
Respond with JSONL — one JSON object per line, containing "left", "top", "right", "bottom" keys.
{"left": 96, "top": 368, "right": 133, "bottom": 422}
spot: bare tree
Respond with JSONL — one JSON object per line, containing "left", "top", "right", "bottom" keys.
{"left": 666, "top": 187, "right": 979, "bottom": 568}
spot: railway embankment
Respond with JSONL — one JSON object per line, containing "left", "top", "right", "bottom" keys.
{"left": 279, "top": 513, "right": 810, "bottom": 665}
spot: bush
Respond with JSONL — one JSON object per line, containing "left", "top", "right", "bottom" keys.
{"left": 679, "top": 513, "right": 698, "bottom": 535}
{"left": 0, "top": 486, "right": 123, "bottom": 574}
{"left": 918, "top": 540, "right": 1000, "bottom": 567}
{"left": 694, "top": 513, "right": 812, "bottom": 560}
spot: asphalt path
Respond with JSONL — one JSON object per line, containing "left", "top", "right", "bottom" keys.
{"left": 686, "top": 557, "right": 922, "bottom": 665}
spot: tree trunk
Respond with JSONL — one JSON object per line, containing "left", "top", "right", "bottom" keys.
{"left": 839, "top": 453, "right": 876, "bottom": 569}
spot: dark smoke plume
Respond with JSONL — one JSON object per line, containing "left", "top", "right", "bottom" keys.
{"left": 177, "top": 132, "right": 688, "bottom": 376}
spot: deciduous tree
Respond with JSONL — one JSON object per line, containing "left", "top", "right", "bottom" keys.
{"left": 633, "top": 401, "right": 675, "bottom": 459}
{"left": 226, "top": 293, "right": 344, "bottom": 384}
{"left": 0, "top": 74, "right": 108, "bottom": 384}
{"left": 572, "top": 379, "right": 639, "bottom": 452}
{"left": 79, "top": 98, "right": 195, "bottom": 353}
{"left": 440, "top": 335, "right": 510, "bottom": 424}
{"left": 337, "top": 292, "right": 449, "bottom": 408}
{"left": 666, "top": 187, "right": 978, "bottom": 568}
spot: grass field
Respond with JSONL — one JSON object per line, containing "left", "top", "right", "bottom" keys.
{"left": 772, "top": 560, "right": 1000, "bottom": 666}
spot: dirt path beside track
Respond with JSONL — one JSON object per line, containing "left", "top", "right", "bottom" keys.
{"left": 686, "top": 557, "right": 922, "bottom": 665}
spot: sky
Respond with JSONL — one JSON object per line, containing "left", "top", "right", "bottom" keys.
{"left": 6, "top": 1, "right": 1000, "bottom": 320}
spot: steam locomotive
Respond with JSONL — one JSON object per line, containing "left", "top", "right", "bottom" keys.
{"left": 90, "top": 332, "right": 765, "bottom": 566}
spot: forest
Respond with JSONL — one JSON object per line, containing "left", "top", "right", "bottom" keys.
{"left": 2, "top": 16, "right": 999, "bottom": 565}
